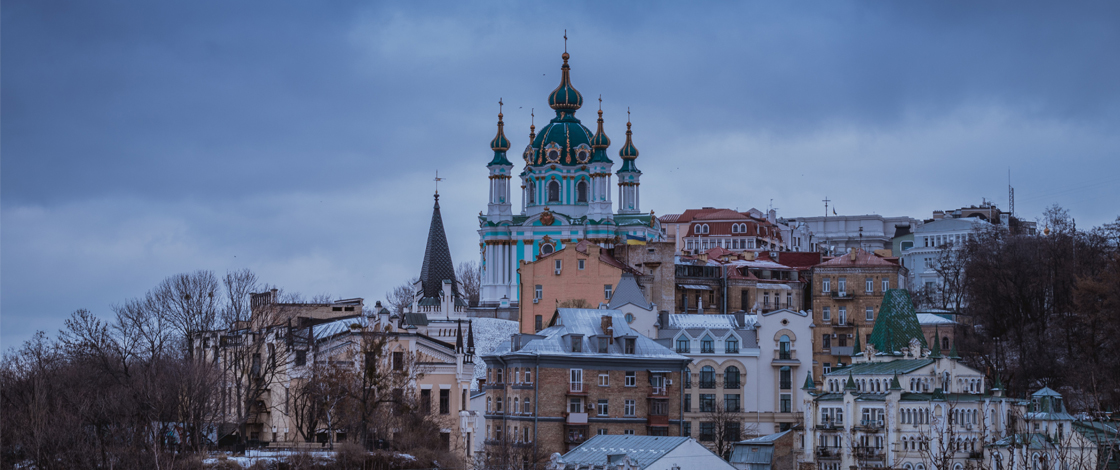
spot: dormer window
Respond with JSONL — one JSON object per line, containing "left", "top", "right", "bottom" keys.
{"left": 701, "top": 335, "right": 714, "bottom": 353}
{"left": 575, "top": 144, "right": 591, "bottom": 163}
{"left": 598, "top": 337, "right": 609, "bottom": 353}
{"left": 570, "top": 335, "right": 583, "bottom": 353}
{"left": 676, "top": 337, "right": 690, "bottom": 353}
{"left": 624, "top": 338, "right": 635, "bottom": 354}
{"left": 545, "top": 143, "right": 562, "bottom": 163}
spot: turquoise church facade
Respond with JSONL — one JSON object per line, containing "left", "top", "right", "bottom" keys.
{"left": 478, "top": 49, "right": 662, "bottom": 309}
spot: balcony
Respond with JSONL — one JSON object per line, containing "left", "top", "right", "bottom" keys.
{"left": 816, "top": 447, "right": 840, "bottom": 459}
{"left": 831, "top": 291, "right": 854, "bottom": 300}
{"left": 650, "top": 386, "right": 668, "bottom": 397}
{"left": 565, "top": 425, "right": 588, "bottom": 445}
{"left": 698, "top": 381, "right": 716, "bottom": 389}
{"left": 831, "top": 346, "right": 854, "bottom": 357}
{"left": 858, "top": 419, "right": 884, "bottom": 431}
{"left": 854, "top": 446, "right": 883, "bottom": 460}
{"left": 566, "top": 412, "right": 588, "bottom": 424}
{"left": 816, "top": 420, "right": 839, "bottom": 430}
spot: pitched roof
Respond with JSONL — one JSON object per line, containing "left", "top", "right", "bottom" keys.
{"left": 825, "top": 358, "right": 934, "bottom": 376}
{"left": 695, "top": 209, "right": 751, "bottom": 220}
{"left": 418, "top": 194, "right": 459, "bottom": 301}
{"left": 559, "top": 435, "right": 700, "bottom": 470}
{"left": 608, "top": 274, "right": 653, "bottom": 310}
{"left": 667, "top": 314, "right": 752, "bottom": 330}
{"left": 817, "top": 248, "right": 898, "bottom": 267}
{"left": 493, "top": 309, "right": 687, "bottom": 360}
{"left": 868, "top": 289, "right": 927, "bottom": 353}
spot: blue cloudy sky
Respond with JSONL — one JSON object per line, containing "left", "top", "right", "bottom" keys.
{"left": 3, "top": 2, "right": 1118, "bottom": 348}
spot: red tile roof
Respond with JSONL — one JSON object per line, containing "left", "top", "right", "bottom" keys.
{"left": 817, "top": 248, "right": 897, "bottom": 267}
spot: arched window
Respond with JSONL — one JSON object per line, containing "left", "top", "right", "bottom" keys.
{"left": 731, "top": 224, "right": 739, "bottom": 234}
{"left": 779, "top": 335, "right": 791, "bottom": 360}
{"left": 547, "top": 180, "right": 560, "bottom": 202}
{"left": 529, "top": 181, "right": 536, "bottom": 204}
{"left": 695, "top": 224, "right": 702, "bottom": 235}
{"left": 724, "top": 366, "right": 741, "bottom": 389}
{"left": 703, "top": 224, "right": 710, "bottom": 234}
{"left": 577, "top": 180, "right": 588, "bottom": 203}
{"left": 942, "top": 336, "right": 950, "bottom": 351}
{"left": 700, "top": 366, "right": 715, "bottom": 388}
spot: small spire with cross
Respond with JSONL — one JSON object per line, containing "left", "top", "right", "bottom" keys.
{"left": 823, "top": 196, "right": 831, "bottom": 217}
{"left": 434, "top": 171, "right": 445, "bottom": 196}
{"left": 564, "top": 29, "right": 567, "bottom": 53}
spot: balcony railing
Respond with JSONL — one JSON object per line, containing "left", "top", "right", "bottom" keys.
{"left": 569, "top": 383, "right": 583, "bottom": 393}
{"left": 699, "top": 381, "right": 716, "bottom": 389}
{"left": 816, "top": 447, "right": 839, "bottom": 459}
{"left": 832, "top": 346, "right": 854, "bottom": 356}
{"left": 832, "top": 291, "right": 853, "bottom": 300}
{"left": 859, "top": 419, "right": 884, "bottom": 431}
{"left": 854, "top": 446, "right": 882, "bottom": 459}
{"left": 779, "top": 350, "right": 792, "bottom": 360}
{"left": 651, "top": 386, "right": 667, "bottom": 396}
{"left": 567, "top": 412, "right": 588, "bottom": 424}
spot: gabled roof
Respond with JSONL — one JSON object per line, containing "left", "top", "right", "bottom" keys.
{"left": 418, "top": 194, "right": 460, "bottom": 301}
{"left": 608, "top": 274, "right": 653, "bottom": 310}
{"left": 493, "top": 309, "right": 687, "bottom": 360}
{"left": 560, "top": 436, "right": 721, "bottom": 470}
{"left": 667, "top": 314, "right": 752, "bottom": 330}
{"left": 695, "top": 209, "right": 751, "bottom": 221}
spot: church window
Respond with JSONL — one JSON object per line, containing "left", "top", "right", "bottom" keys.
{"left": 529, "top": 181, "right": 536, "bottom": 204}
{"left": 577, "top": 180, "right": 588, "bottom": 202}
{"left": 547, "top": 180, "right": 560, "bottom": 202}
{"left": 540, "top": 244, "right": 554, "bottom": 255}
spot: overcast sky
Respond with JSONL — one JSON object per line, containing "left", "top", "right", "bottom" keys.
{"left": 3, "top": 1, "right": 1119, "bottom": 349}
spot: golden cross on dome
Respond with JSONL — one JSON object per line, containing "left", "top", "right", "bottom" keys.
{"left": 499, "top": 98, "right": 503, "bottom": 114}
{"left": 434, "top": 171, "right": 445, "bottom": 195}
{"left": 564, "top": 30, "right": 567, "bottom": 53}
{"left": 599, "top": 94, "right": 602, "bottom": 111}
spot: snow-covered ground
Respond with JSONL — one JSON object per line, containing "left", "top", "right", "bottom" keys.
{"left": 469, "top": 317, "right": 519, "bottom": 389}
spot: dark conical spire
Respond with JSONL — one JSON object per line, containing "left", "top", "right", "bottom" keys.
{"left": 949, "top": 340, "right": 961, "bottom": 359}
{"left": 467, "top": 320, "right": 475, "bottom": 354}
{"left": 868, "top": 289, "right": 927, "bottom": 354}
{"left": 853, "top": 326, "right": 862, "bottom": 354}
{"left": 456, "top": 320, "right": 464, "bottom": 352}
{"left": 845, "top": 372, "right": 857, "bottom": 391}
{"left": 418, "top": 193, "right": 459, "bottom": 301}
{"left": 802, "top": 372, "right": 816, "bottom": 390}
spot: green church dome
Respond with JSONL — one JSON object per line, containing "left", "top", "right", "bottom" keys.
{"left": 488, "top": 105, "right": 512, "bottom": 166}
{"left": 527, "top": 52, "right": 595, "bottom": 167}
{"left": 548, "top": 52, "right": 583, "bottom": 111}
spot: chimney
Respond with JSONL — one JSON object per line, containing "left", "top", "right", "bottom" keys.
{"left": 271, "top": 288, "right": 279, "bottom": 303}
{"left": 600, "top": 315, "right": 613, "bottom": 334}
{"left": 735, "top": 310, "right": 746, "bottom": 328}
{"left": 850, "top": 249, "right": 857, "bottom": 262}
{"left": 658, "top": 310, "right": 669, "bottom": 330}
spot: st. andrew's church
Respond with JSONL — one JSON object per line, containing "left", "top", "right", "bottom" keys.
{"left": 477, "top": 49, "right": 663, "bottom": 311}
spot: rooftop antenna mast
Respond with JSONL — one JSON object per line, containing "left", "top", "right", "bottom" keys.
{"left": 823, "top": 196, "right": 831, "bottom": 218}
{"left": 1008, "top": 168, "right": 1015, "bottom": 217}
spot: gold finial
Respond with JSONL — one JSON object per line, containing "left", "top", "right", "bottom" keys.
{"left": 529, "top": 108, "right": 536, "bottom": 139}
{"left": 564, "top": 29, "right": 567, "bottom": 53}
{"left": 627, "top": 107, "right": 632, "bottom": 130}
{"left": 499, "top": 98, "right": 503, "bottom": 119}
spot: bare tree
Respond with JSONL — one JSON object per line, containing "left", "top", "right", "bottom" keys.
{"left": 703, "top": 399, "right": 746, "bottom": 459}
{"left": 151, "top": 270, "right": 222, "bottom": 359}
{"left": 557, "top": 298, "right": 592, "bottom": 308}
{"left": 386, "top": 277, "right": 419, "bottom": 315}
{"left": 457, "top": 261, "right": 481, "bottom": 307}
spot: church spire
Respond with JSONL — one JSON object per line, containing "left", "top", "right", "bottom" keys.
{"left": 548, "top": 35, "right": 583, "bottom": 114}
{"left": 418, "top": 193, "right": 459, "bottom": 303}
{"left": 489, "top": 99, "right": 512, "bottom": 166}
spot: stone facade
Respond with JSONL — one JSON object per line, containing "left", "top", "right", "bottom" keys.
{"left": 810, "top": 249, "right": 907, "bottom": 380}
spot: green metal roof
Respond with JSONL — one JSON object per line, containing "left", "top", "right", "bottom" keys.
{"left": 868, "top": 289, "right": 927, "bottom": 353}
{"left": 825, "top": 359, "right": 934, "bottom": 376}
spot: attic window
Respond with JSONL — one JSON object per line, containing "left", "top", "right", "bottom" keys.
{"left": 624, "top": 338, "right": 635, "bottom": 354}
{"left": 332, "top": 307, "right": 343, "bottom": 311}
{"left": 571, "top": 335, "right": 583, "bottom": 353}
{"left": 598, "top": 337, "right": 609, "bottom": 353}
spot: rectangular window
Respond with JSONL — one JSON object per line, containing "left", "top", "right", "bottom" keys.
{"left": 838, "top": 335, "right": 847, "bottom": 347}
{"left": 534, "top": 285, "right": 542, "bottom": 300}
{"left": 676, "top": 338, "right": 690, "bottom": 353}
{"left": 651, "top": 399, "right": 668, "bottom": 415}
{"left": 725, "top": 338, "right": 739, "bottom": 353}
{"left": 700, "top": 394, "right": 715, "bottom": 412}
{"left": 823, "top": 307, "right": 831, "bottom": 322}
{"left": 524, "top": 369, "right": 532, "bottom": 383}
{"left": 625, "top": 371, "right": 636, "bottom": 387}
{"left": 598, "top": 428, "right": 608, "bottom": 436}
{"left": 780, "top": 368, "right": 792, "bottom": 390}
{"left": 392, "top": 351, "right": 404, "bottom": 371}
{"left": 866, "top": 277, "right": 873, "bottom": 293}
{"left": 838, "top": 277, "right": 846, "bottom": 294}
{"left": 578, "top": 259, "right": 585, "bottom": 270}
{"left": 624, "top": 429, "right": 635, "bottom": 435}
{"left": 439, "top": 389, "right": 450, "bottom": 414}
{"left": 724, "top": 394, "right": 740, "bottom": 412}
{"left": 764, "top": 292, "right": 770, "bottom": 307}
{"left": 699, "top": 422, "right": 715, "bottom": 441}
{"left": 740, "top": 290, "right": 749, "bottom": 309}
{"left": 839, "top": 307, "right": 847, "bottom": 325}
{"left": 823, "top": 278, "right": 831, "bottom": 293}
{"left": 882, "top": 278, "right": 890, "bottom": 291}
{"left": 597, "top": 399, "right": 609, "bottom": 416}
{"left": 598, "top": 337, "right": 609, "bottom": 353}
{"left": 780, "top": 394, "right": 792, "bottom": 413}
{"left": 684, "top": 394, "right": 692, "bottom": 412}
{"left": 866, "top": 307, "right": 874, "bottom": 321}
{"left": 683, "top": 421, "right": 692, "bottom": 437}
{"left": 555, "top": 259, "right": 562, "bottom": 272}
{"left": 787, "top": 293, "right": 793, "bottom": 308}
{"left": 823, "top": 363, "right": 832, "bottom": 374}
{"left": 624, "top": 399, "right": 636, "bottom": 416}
{"left": 295, "top": 350, "right": 307, "bottom": 367}
{"left": 604, "top": 284, "right": 613, "bottom": 300}
{"left": 535, "top": 315, "right": 543, "bottom": 332}
{"left": 822, "top": 334, "right": 831, "bottom": 349}
{"left": 523, "top": 398, "right": 531, "bottom": 414}
{"left": 570, "top": 369, "right": 583, "bottom": 392}
{"left": 625, "top": 338, "right": 635, "bottom": 354}
{"left": 421, "top": 389, "right": 432, "bottom": 415}
{"left": 724, "top": 421, "right": 740, "bottom": 443}
{"left": 598, "top": 373, "right": 609, "bottom": 387}
{"left": 571, "top": 336, "right": 582, "bottom": 352}
{"left": 569, "top": 398, "right": 583, "bottom": 413}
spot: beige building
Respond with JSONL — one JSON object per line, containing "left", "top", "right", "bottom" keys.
{"left": 810, "top": 248, "right": 907, "bottom": 380}
{"left": 518, "top": 240, "right": 641, "bottom": 334}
